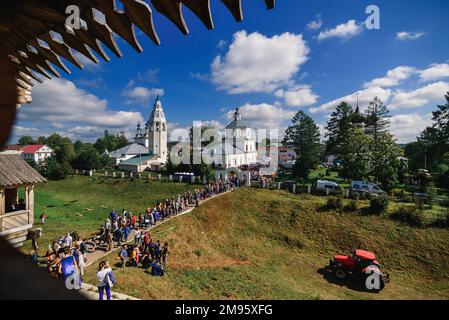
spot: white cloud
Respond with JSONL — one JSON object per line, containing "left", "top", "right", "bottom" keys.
{"left": 123, "top": 86, "right": 164, "bottom": 105}
{"left": 306, "top": 15, "right": 323, "bottom": 31}
{"left": 390, "top": 81, "right": 449, "bottom": 110}
{"left": 15, "top": 78, "right": 144, "bottom": 141}
{"left": 224, "top": 103, "right": 295, "bottom": 129}
{"left": 317, "top": 20, "right": 363, "bottom": 41}
{"left": 310, "top": 86, "right": 392, "bottom": 114}
{"left": 396, "top": 31, "right": 426, "bottom": 41}
{"left": 275, "top": 85, "right": 319, "bottom": 107}
{"left": 390, "top": 113, "right": 432, "bottom": 143}
{"left": 211, "top": 30, "right": 310, "bottom": 94}
{"left": 217, "top": 40, "right": 227, "bottom": 49}
{"left": 419, "top": 63, "right": 449, "bottom": 82}
{"left": 363, "top": 66, "right": 416, "bottom": 88}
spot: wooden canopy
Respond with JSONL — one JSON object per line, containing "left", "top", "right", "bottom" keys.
{"left": 0, "top": 154, "right": 46, "bottom": 188}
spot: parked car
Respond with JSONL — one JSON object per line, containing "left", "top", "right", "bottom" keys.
{"left": 316, "top": 180, "right": 341, "bottom": 195}
{"left": 350, "top": 181, "right": 385, "bottom": 197}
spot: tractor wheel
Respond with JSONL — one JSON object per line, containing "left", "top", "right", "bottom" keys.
{"left": 334, "top": 268, "right": 347, "bottom": 280}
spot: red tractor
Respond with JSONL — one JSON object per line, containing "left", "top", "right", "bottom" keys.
{"left": 326, "top": 249, "right": 390, "bottom": 292}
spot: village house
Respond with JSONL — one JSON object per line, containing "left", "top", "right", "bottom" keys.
{"left": 20, "top": 144, "right": 53, "bottom": 164}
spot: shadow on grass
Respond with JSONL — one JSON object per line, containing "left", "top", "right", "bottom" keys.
{"left": 317, "top": 267, "right": 379, "bottom": 294}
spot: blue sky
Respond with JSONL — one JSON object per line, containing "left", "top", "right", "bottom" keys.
{"left": 12, "top": 0, "right": 449, "bottom": 144}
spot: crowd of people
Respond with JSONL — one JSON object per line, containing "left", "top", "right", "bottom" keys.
{"left": 38, "top": 177, "right": 242, "bottom": 300}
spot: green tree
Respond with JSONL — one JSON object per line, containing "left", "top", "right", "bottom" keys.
{"left": 43, "top": 157, "right": 72, "bottom": 180}
{"left": 18, "top": 136, "right": 35, "bottom": 146}
{"left": 116, "top": 132, "right": 129, "bottom": 149}
{"left": 371, "top": 132, "right": 404, "bottom": 185}
{"left": 283, "top": 111, "right": 322, "bottom": 178}
{"left": 94, "top": 130, "right": 129, "bottom": 153}
{"left": 340, "top": 128, "right": 373, "bottom": 180}
{"left": 365, "top": 97, "right": 391, "bottom": 140}
{"left": 325, "top": 102, "right": 355, "bottom": 156}
{"left": 72, "top": 144, "right": 101, "bottom": 170}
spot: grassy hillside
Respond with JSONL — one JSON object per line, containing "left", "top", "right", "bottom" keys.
{"left": 84, "top": 188, "right": 449, "bottom": 300}
{"left": 25, "top": 176, "right": 200, "bottom": 252}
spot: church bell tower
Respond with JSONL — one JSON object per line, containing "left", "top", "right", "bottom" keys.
{"left": 147, "top": 96, "right": 167, "bottom": 163}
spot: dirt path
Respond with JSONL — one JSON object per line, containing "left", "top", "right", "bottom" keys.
{"left": 83, "top": 190, "right": 232, "bottom": 268}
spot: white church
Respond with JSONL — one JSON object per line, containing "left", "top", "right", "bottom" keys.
{"left": 108, "top": 97, "right": 259, "bottom": 172}
{"left": 209, "top": 108, "right": 258, "bottom": 169}
{"left": 109, "top": 96, "right": 168, "bottom": 172}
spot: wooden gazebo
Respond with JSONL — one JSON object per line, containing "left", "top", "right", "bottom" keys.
{"left": 0, "top": 154, "right": 46, "bottom": 247}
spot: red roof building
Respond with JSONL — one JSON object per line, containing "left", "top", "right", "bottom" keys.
{"left": 21, "top": 144, "right": 54, "bottom": 164}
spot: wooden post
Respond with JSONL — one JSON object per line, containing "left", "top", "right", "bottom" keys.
{"left": 121, "top": 172, "right": 125, "bottom": 178}
{"left": 277, "top": 182, "right": 281, "bottom": 189}
{"left": 0, "top": 187, "right": 5, "bottom": 232}
{"left": 326, "top": 188, "right": 330, "bottom": 196}
{"left": 158, "top": 174, "right": 162, "bottom": 180}
{"left": 169, "top": 175, "right": 173, "bottom": 181}
{"left": 112, "top": 172, "right": 116, "bottom": 178}
{"left": 75, "top": 169, "right": 78, "bottom": 175}
{"left": 28, "top": 185, "right": 34, "bottom": 225}
{"left": 179, "top": 175, "right": 183, "bottom": 183}
{"left": 292, "top": 184, "right": 296, "bottom": 194}
{"left": 307, "top": 185, "right": 311, "bottom": 194}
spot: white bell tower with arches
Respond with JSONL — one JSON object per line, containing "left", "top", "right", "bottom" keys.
{"left": 147, "top": 96, "right": 168, "bottom": 163}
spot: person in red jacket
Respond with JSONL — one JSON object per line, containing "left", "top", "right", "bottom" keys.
{"left": 131, "top": 215, "right": 137, "bottom": 229}
{"left": 39, "top": 212, "right": 47, "bottom": 224}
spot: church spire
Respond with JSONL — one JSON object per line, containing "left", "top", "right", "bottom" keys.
{"left": 234, "top": 108, "right": 241, "bottom": 121}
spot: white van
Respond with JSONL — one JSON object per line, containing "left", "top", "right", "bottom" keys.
{"left": 316, "top": 180, "right": 341, "bottom": 194}
{"left": 350, "top": 181, "right": 384, "bottom": 196}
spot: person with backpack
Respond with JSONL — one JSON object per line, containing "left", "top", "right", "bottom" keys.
{"left": 97, "top": 261, "right": 114, "bottom": 300}
{"left": 59, "top": 247, "right": 80, "bottom": 288}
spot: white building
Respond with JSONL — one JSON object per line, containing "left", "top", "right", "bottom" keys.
{"left": 20, "top": 144, "right": 53, "bottom": 164}
{"left": 135, "top": 95, "right": 168, "bottom": 164}
{"left": 209, "top": 108, "right": 258, "bottom": 169}
{"left": 109, "top": 96, "right": 168, "bottom": 172}
{"left": 106, "top": 143, "right": 148, "bottom": 166}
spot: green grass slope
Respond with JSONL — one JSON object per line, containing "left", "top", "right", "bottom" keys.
{"left": 26, "top": 176, "right": 200, "bottom": 251}
{"left": 84, "top": 188, "right": 449, "bottom": 300}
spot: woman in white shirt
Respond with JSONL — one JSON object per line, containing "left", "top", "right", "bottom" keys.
{"left": 97, "top": 261, "right": 112, "bottom": 300}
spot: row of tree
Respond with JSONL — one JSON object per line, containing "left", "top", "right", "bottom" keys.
{"left": 19, "top": 131, "right": 128, "bottom": 180}
{"left": 283, "top": 93, "right": 449, "bottom": 188}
